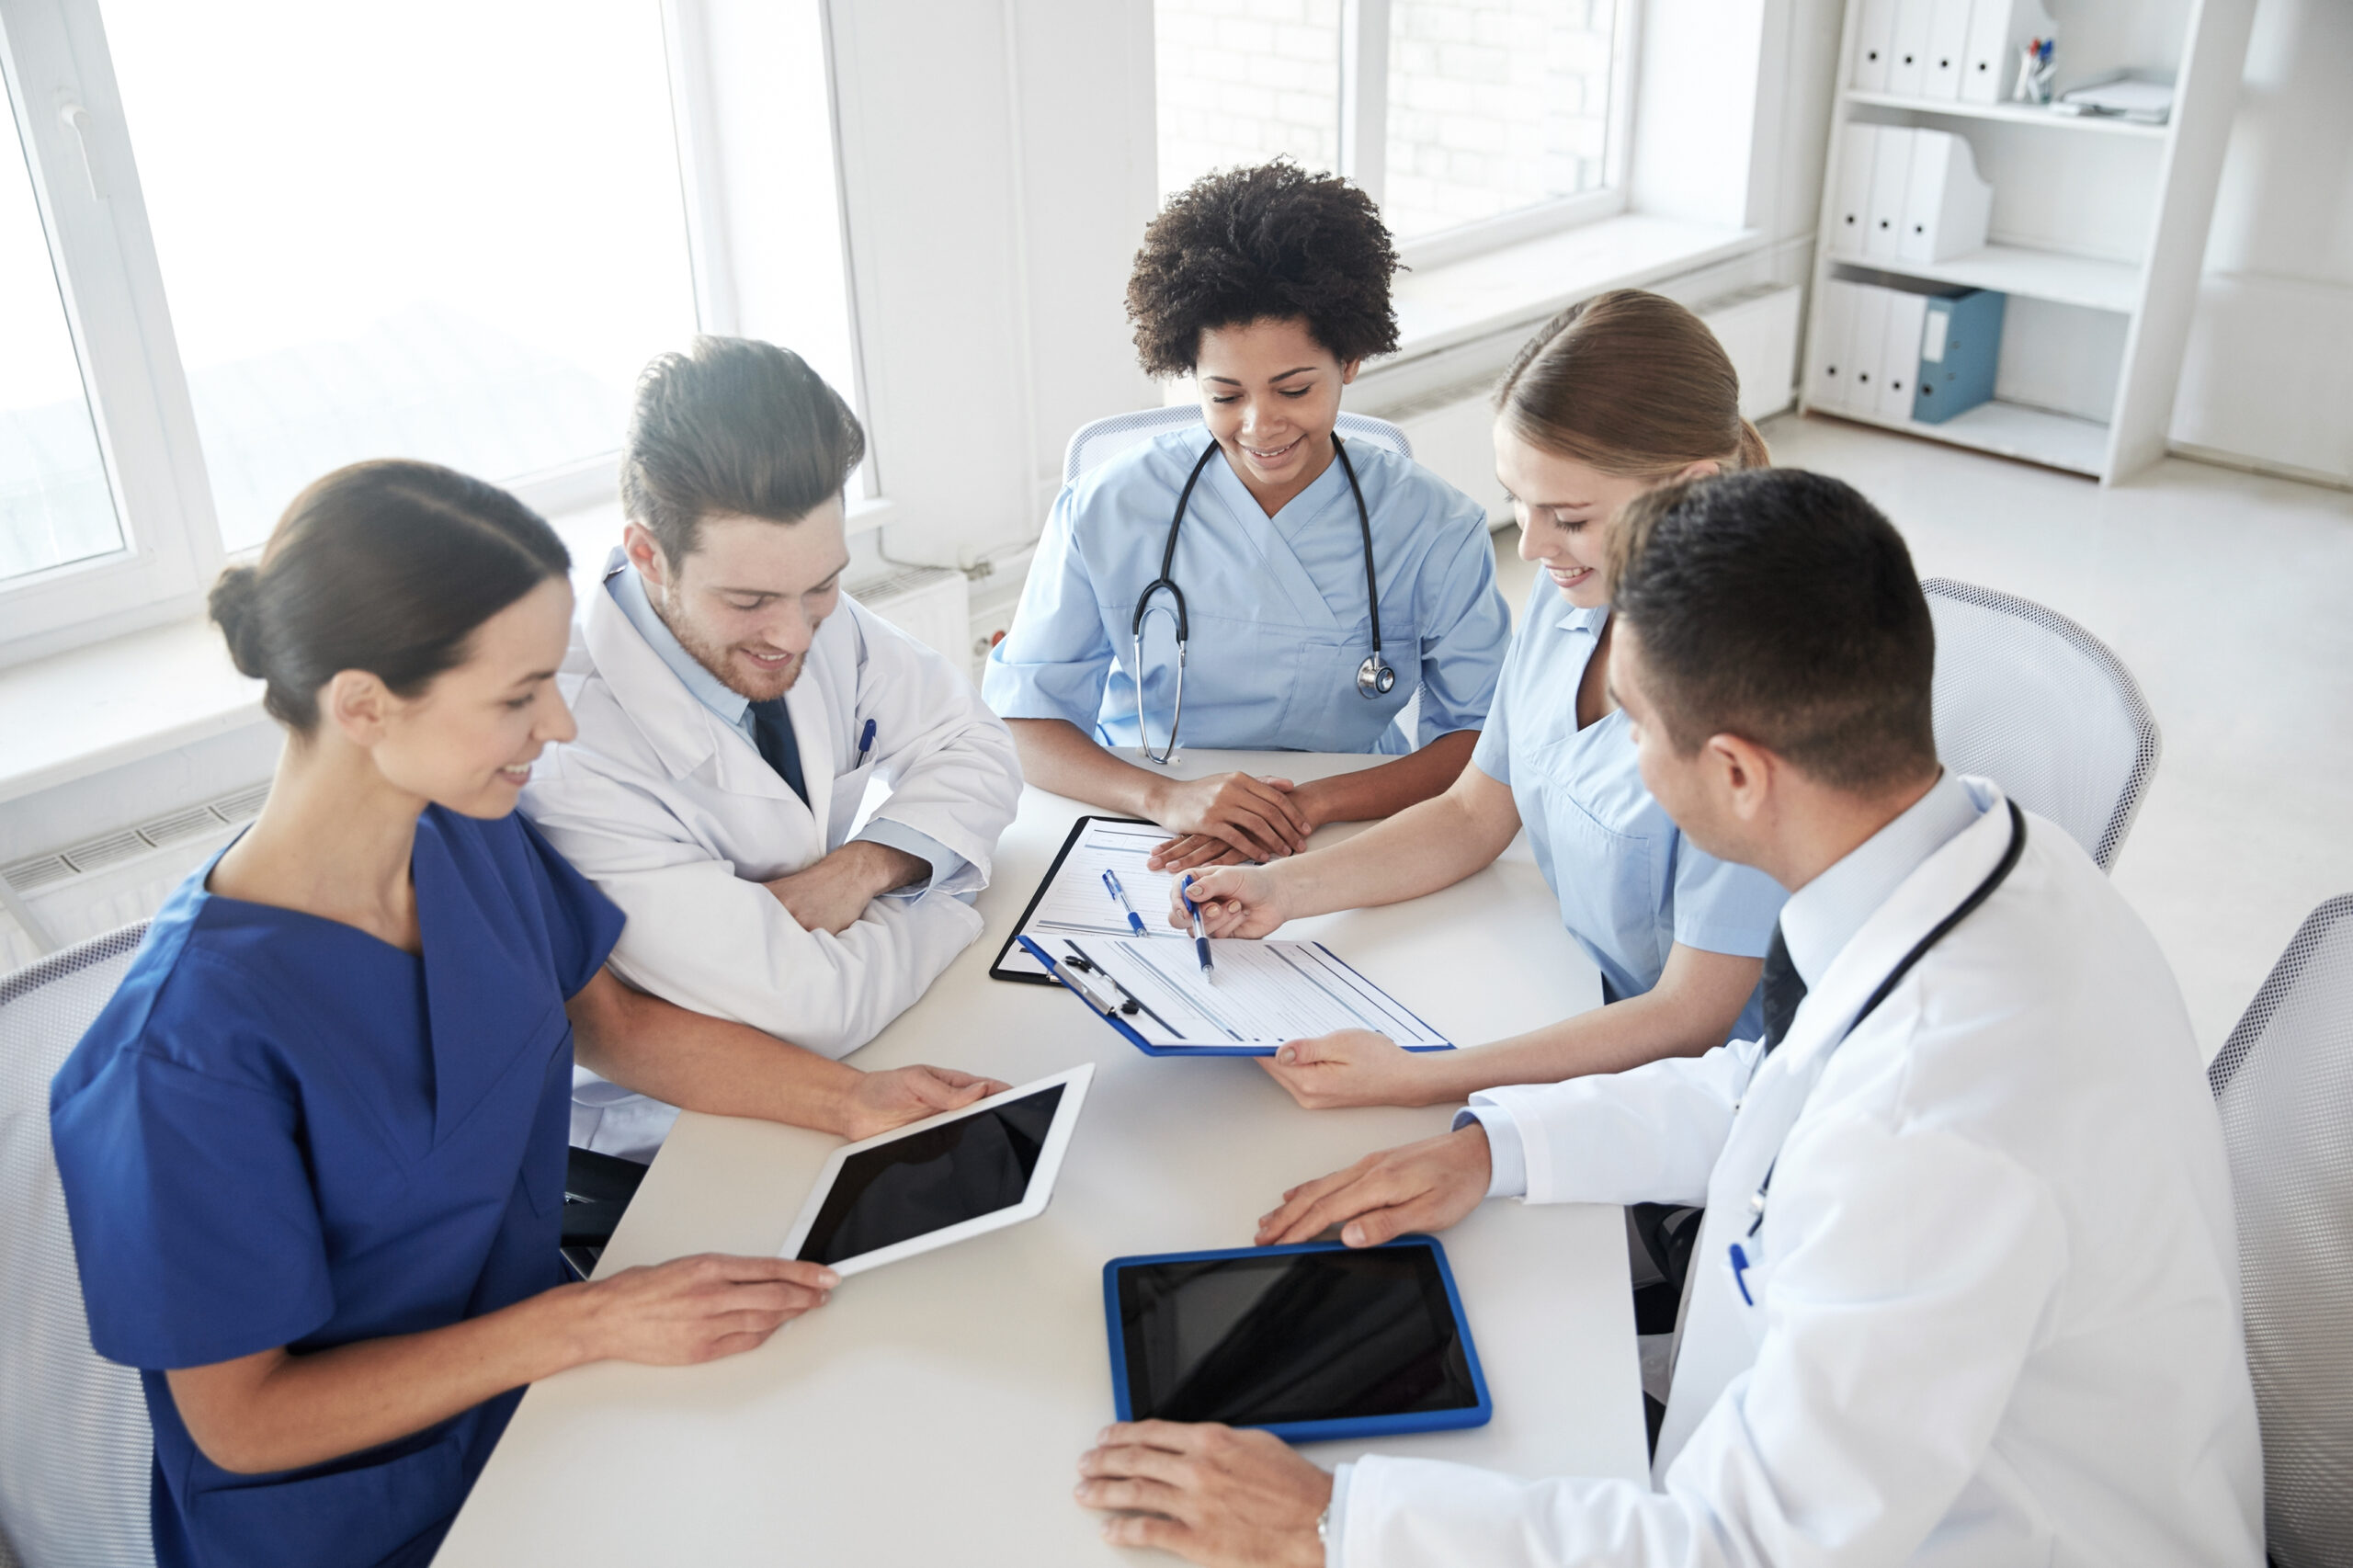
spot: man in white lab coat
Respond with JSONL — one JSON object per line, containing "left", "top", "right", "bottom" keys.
{"left": 522, "top": 338, "right": 1022, "bottom": 1160}
{"left": 1074, "top": 469, "right": 2263, "bottom": 1566}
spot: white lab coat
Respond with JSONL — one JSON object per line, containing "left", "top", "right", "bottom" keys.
{"left": 1339, "top": 785, "right": 2264, "bottom": 1567}
{"left": 520, "top": 575, "right": 1021, "bottom": 1156}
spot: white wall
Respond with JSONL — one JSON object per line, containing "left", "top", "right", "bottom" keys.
{"left": 830, "top": 0, "right": 1160, "bottom": 572}
{"left": 2168, "top": 0, "right": 2353, "bottom": 487}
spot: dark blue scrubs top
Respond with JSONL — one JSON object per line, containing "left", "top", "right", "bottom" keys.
{"left": 50, "top": 807, "right": 624, "bottom": 1568}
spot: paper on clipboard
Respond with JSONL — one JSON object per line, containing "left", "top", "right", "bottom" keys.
{"left": 995, "top": 817, "right": 1192, "bottom": 981}
{"left": 1037, "top": 933, "right": 1450, "bottom": 1053}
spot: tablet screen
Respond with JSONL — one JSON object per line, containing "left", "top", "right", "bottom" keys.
{"left": 1114, "top": 1246, "right": 1480, "bottom": 1426}
{"left": 795, "top": 1085, "right": 1065, "bottom": 1265}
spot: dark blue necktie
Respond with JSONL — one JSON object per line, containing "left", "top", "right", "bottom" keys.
{"left": 1760, "top": 924, "right": 1806, "bottom": 1055}
{"left": 746, "top": 697, "right": 809, "bottom": 807}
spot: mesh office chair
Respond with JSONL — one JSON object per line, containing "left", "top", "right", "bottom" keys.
{"left": 2209, "top": 895, "right": 2353, "bottom": 1568}
{"left": 0, "top": 926, "right": 155, "bottom": 1568}
{"left": 1062, "top": 405, "right": 1412, "bottom": 486}
{"left": 1923, "top": 579, "right": 2160, "bottom": 871}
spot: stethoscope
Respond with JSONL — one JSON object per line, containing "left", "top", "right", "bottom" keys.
{"left": 1130, "top": 434, "right": 1394, "bottom": 766}
{"left": 1729, "top": 800, "right": 2028, "bottom": 1306}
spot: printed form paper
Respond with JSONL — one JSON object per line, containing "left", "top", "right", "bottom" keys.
{"left": 1000, "top": 819, "right": 1191, "bottom": 978}
{"left": 1057, "top": 935, "right": 1449, "bottom": 1051}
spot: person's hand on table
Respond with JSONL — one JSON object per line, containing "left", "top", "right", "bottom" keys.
{"left": 574, "top": 1254, "right": 839, "bottom": 1364}
{"left": 836, "top": 1065, "right": 1008, "bottom": 1142}
{"left": 1255, "top": 1122, "right": 1493, "bottom": 1248}
{"left": 1259, "top": 1028, "right": 1442, "bottom": 1109}
{"left": 1146, "top": 834, "right": 1256, "bottom": 874}
{"left": 1143, "top": 774, "right": 1309, "bottom": 869}
{"left": 1075, "top": 1421, "right": 1331, "bottom": 1566}
{"left": 1170, "top": 864, "right": 1292, "bottom": 938}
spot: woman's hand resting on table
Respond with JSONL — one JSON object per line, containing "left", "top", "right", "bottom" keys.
{"left": 1142, "top": 773, "right": 1311, "bottom": 870}
{"left": 836, "top": 1065, "right": 1009, "bottom": 1142}
{"left": 1257, "top": 1028, "right": 1441, "bottom": 1110}
{"left": 571, "top": 1253, "right": 841, "bottom": 1365}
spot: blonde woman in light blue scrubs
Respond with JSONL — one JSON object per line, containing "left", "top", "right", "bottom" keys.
{"left": 1179, "top": 290, "right": 1787, "bottom": 1110}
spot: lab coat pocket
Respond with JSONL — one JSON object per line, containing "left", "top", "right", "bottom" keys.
{"left": 189, "top": 1432, "right": 465, "bottom": 1568}
{"left": 827, "top": 759, "right": 881, "bottom": 845}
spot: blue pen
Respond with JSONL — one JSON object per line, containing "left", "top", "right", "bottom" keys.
{"left": 1729, "top": 1243, "right": 1755, "bottom": 1306}
{"left": 855, "top": 717, "right": 876, "bottom": 766}
{"left": 1179, "top": 873, "right": 1214, "bottom": 981}
{"left": 1101, "top": 869, "right": 1148, "bottom": 935}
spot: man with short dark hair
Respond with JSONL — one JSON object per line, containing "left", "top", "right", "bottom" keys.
{"left": 523, "top": 337, "right": 1021, "bottom": 1160}
{"left": 1074, "top": 469, "right": 2261, "bottom": 1566}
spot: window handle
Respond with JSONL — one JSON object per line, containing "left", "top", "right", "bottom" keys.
{"left": 58, "top": 102, "right": 109, "bottom": 200}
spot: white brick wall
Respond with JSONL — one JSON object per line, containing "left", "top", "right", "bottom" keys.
{"left": 1383, "top": 0, "right": 1614, "bottom": 238}
{"left": 1155, "top": 0, "right": 1343, "bottom": 199}
{"left": 1153, "top": 0, "right": 1618, "bottom": 238}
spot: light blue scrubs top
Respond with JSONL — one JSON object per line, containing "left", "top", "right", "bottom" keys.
{"left": 50, "top": 808, "right": 624, "bottom": 1568}
{"left": 983, "top": 429, "right": 1512, "bottom": 754}
{"left": 1472, "top": 578, "right": 1785, "bottom": 1040}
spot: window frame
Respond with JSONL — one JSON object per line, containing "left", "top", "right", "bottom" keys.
{"left": 0, "top": 0, "right": 870, "bottom": 672}
{"left": 0, "top": 0, "right": 221, "bottom": 663}
{"left": 1337, "top": 0, "right": 1642, "bottom": 271}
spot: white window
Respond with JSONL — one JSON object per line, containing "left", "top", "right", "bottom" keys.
{"left": 0, "top": 0, "right": 854, "bottom": 665}
{"left": 1154, "top": 0, "right": 1634, "bottom": 265}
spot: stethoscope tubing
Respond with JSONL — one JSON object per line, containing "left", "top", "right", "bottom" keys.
{"left": 1130, "top": 432, "right": 1394, "bottom": 764}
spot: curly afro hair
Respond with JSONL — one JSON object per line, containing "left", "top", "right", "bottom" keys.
{"left": 1126, "top": 160, "right": 1401, "bottom": 378}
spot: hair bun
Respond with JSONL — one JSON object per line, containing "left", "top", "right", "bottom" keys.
{"left": 208, "top": 563, "right": 269, "bottom": 679}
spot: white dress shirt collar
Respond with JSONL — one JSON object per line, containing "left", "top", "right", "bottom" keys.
{"left": 1776, "top": 768, "right": 1984, "bottom": 990}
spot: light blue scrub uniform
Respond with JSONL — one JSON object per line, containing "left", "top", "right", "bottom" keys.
{"left": 983, "top": 429, "right": 1512, "bottom": 753}
{"left": 50, "top": 808, "right": 624, "bottom": 1568}
{"left": 1472, "top": 579, "right": 1786, "bottom": 1041}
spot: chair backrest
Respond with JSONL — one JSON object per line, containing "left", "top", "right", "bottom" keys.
{"left": 1922, "top": 579, "right": 2160, "bottom": 871}
{"left": 1062, "top": 406, "right": 1413, "bottom": 487}
{"left": 0, "top": 926, "right": 155, "bottom": 1568}
{"left": 2208, "top": 895, "right": 2353, "bottom": 1568}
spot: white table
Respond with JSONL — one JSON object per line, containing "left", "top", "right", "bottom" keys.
{"left": 438, "top": 752, "right": 1644, "bottom": 1566}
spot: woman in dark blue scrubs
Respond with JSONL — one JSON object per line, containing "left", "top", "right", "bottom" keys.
{"left": 49, "top": 460, "right": 1006, "bottom": 1568}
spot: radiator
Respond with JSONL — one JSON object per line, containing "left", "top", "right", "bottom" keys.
{"left": 847, "top": 565, "right": 973, "bottom": 679}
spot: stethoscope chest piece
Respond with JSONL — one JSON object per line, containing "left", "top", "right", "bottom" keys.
{"left": 1357, "top": 653, "right": 1396, "bottom": 698}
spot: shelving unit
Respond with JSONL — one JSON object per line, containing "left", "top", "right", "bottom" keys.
{"left": 1802, "top": 0, "right": 2258, "bottom": 484}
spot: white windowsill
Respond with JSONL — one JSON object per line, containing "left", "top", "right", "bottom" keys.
{"left": 1382, "top": 212, "right": 1766, "bottom": 366}
{"left": 0, "top": 491, "right": 904, "bottom": 807}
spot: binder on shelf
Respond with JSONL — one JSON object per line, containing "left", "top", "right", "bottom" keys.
{"left": 1913, "top": 289, "right": 2006, "bottom": 423}
{"left": 1852, "top": 0, "right": 1899, "bottom": 90}
{"left": 1898, "top": 130, "right": 1993, "bottom": 264}
{"left": 1961, "top": 0, "right": 2055, "bottom": 106}
{"left": 1888, "top": 0, "right": 1934, "bottom": 97}
{"left": 1830, "top": 124, "right": 1878, "bottom": 259}
{"left": 1847, "top": 287, "right": 1893, "bottom": 409}
{"left": 1924, "top": 0, "right": 1973, "bottom": 99}
{"left": 1877, "top": 289, "right": 1933, "bottom": 421}
{"left": 1806, "top": 279, "right": 1862, "bottom": 411}
{"left": 1864, "top": 126, "right": 1916, "bottom": 262}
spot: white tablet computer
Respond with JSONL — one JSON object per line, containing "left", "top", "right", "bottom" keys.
{"left": 779, "top": 1064, "right": 1094, "bottom": 1276}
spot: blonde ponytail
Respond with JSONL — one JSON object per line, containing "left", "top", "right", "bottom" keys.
{"left": 1494, "top": 290, "right": 1765, "bottom": 478}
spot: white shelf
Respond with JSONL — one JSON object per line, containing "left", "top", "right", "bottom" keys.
{"left": 1827, "top": 243, "right": 2143, "bottom": 314}
{"left": 1806, "top": 400, "right": 2110, "bottom": 477}
{"left": 1843, "top": 90, "right": 2170, "bottom": 141}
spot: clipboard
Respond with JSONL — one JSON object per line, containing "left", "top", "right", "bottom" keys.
{"left": 1016, "top": 934, "right": 1452, "bottom": 1058}
{"left": 990, "top": 815, "right": 1177, "bottom": 984}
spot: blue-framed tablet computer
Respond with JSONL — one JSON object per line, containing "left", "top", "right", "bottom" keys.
{"left": 1102, "top": 1237, "right": 1492, "bottom": 1444}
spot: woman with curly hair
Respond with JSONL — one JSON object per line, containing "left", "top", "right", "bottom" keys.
{"left": 983, "top": 161, "right": 1513, "bottom": 871}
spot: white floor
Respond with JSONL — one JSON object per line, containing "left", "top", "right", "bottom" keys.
{"left": 1490, "top": 413, "right": 2353, "bottom": 1057}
